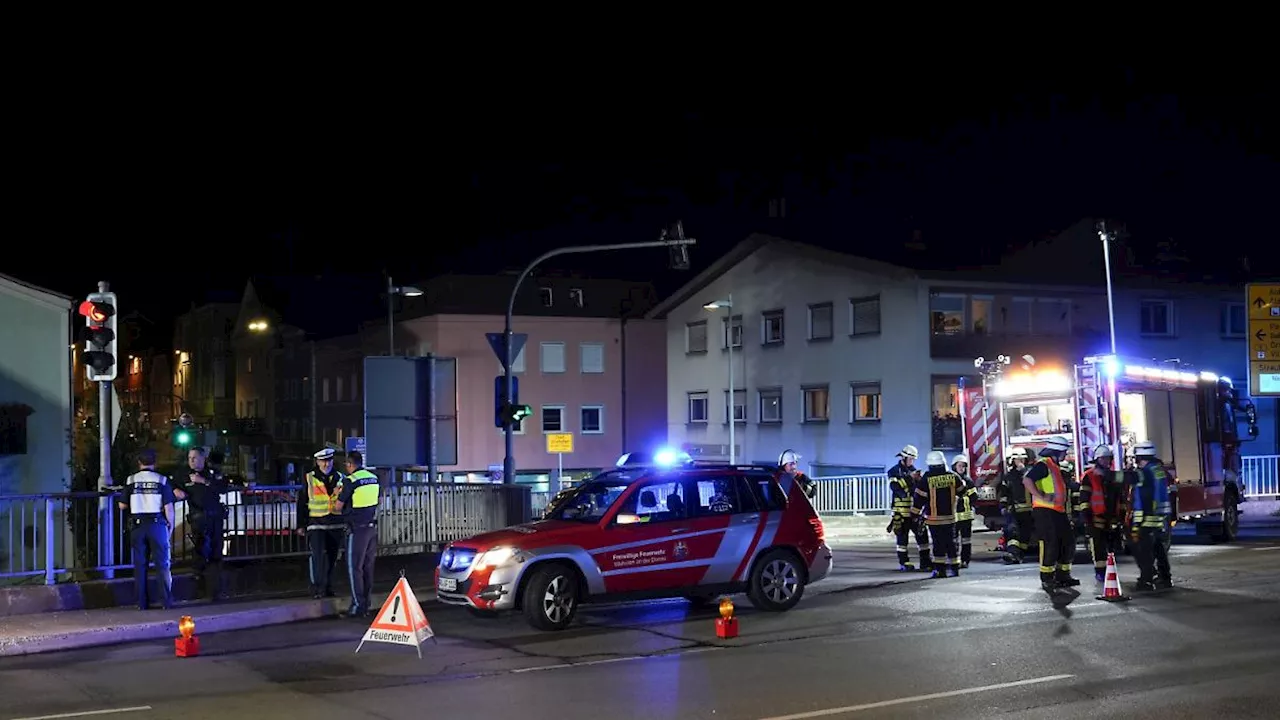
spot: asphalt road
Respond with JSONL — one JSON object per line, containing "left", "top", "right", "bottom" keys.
{"left": 6, "top": 526, "right": 1280, "bottom": 720}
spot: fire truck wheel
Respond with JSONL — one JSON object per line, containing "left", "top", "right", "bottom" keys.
{"left": 1212, "top": 494, "right": 1240, "bottom": 542}
{"left": 747, "top": 548, "right": 806, "bottom": 612}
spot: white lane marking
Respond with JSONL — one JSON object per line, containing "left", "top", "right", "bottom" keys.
{"left": 510, "top": 646, "right": 722, "bottom": 674}
{"left": 755, "top": 675, "right": 1075, "bottom": 719}
{"left": 11, "top": 708, "right": 153, "bottom": 720}
{"left": 1251, "top": 546, "right": 1280, "bottom": 551}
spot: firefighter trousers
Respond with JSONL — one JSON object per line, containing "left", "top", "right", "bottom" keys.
{"left": 1086, "top": 522, "right": 1115, "bottom": 574}
{"left": 928, "top": 523, "right": 959, "bottom": 576}
{"left": 893, "top": 517, "right": 932, "bottom": 568}
{"left": 1033, "top": 508, "right": 1074, "bottom": 584}
{"left": 1009, "top": 510, "right": 1037, "bottom": 561}
{"left": 1133, "top": 527, "right": 1171, "bottom": 585}
{"left": 955, "top": 520, "right": 973, "bottom": 565}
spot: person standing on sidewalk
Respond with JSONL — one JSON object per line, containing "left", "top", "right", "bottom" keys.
{"left": 336, "top": 451, "right": 380, "bottom": 618}
{"left": 175, "top": 447, "right": 229, "bottom": 600}
{"left": 297, "top": 447, "right": 345, "bottom": 599}
{"left": 118, "top": 448, "right": 177, "bottom": 610}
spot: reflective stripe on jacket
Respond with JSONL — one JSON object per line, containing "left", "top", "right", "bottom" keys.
{"left": 1031, "top": 458, "right": 1067, "bottom": 512}
{"left": 1133, "top": 462, "right": 1172, "bottom": 528}
{"left": 307, "top": 473, "right": 342, "bottom": 519}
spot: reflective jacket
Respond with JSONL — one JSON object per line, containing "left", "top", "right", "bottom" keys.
{"left": 1027, "top": 457, "right": 1067, "bottom": 512}
{"left": 887, "top": 462, "right": 919, "bottom": 519}
{"left": 301, "top": 470, "right": 344, "bottom": 528}
{"left": 917, "top": 469, "right": 961, "bottom": 526}
{"left": 955, "top": 478, "right": 977, "bottom": 522}
{"left": 1132, "top": 461, "right": 1172, "bottom": 529}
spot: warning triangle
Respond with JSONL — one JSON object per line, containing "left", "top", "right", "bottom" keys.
{"left": 355, "top": 577, "right": 435, "bottom": 657}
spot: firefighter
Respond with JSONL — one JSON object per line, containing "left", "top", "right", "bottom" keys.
{"left": 1079, "top": 444, "right": 1120, "bottom": 581}
{"left": 778, "top": 449, "right": 817, "bottom": 500}
{"left": 1003, "top": 449, "right": 1037, "bottom": 564}
{"left": 298, "top": 447, "right": 345, "bottom": 599}
{"left": 952, "top": 454, "right": 978, "bottom": 568}
{"left": 886, "top": 445, "right": 931, "bottom": 572}
{"left": 1131, "top": 441, "right": 1173, "bottom": 591}
{"left": 1023, "top": 436, "right": 1080, "bottom": 592}
{"left": 919, "top": 451, "right": 962, "bottom": 578}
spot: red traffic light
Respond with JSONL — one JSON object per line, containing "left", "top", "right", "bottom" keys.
{"left": 79, "top": 300, "right": 114, "bottom": 323}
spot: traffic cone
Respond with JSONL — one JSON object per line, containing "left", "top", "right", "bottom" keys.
{"left": 1095, "top": 552, "right": 1130, "bottom": 602}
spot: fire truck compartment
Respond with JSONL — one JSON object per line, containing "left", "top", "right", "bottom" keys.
{"left": 1119, "top": 388, "right": 1202, "bottom": 482}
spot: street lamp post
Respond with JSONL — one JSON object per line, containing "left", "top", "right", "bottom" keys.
{"left": 1096, "top": 221, "right": 1123, "bottom": 463}
{"left": 502, "top": 224, "right": 696, "bottom": 485}
{"left": 703, "top": 295, "right": 735, "bottom": 464}
{"left": 386, "top": 276, "right": 424, "bottom": 356}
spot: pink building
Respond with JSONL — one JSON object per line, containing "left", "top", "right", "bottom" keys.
{"left": 389, "top": 314, "right": 666, "bottom": 480}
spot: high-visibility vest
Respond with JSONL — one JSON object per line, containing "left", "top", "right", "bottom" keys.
{"left": 1083, "top": 468, "right": 1107, "bottom": 516}
{"left": 889, "top": 477, "right": 914, "bottom": 518}
{"left": 346, "top": 469, "right": 380, "bottom": 509}
{"left": 306, "top": 473, "right": 342, "bottom": 517}
{"left": 1031, "top": 457, "right": 1067, "bottom": 512}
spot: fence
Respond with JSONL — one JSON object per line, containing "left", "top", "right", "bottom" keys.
{"left": 0, "top": 481, "right": 530, "bottom": 585}
{"left": 810, "top": 454, "right": 1280, "bottom": 515}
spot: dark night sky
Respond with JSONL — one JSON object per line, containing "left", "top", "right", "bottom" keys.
{"left": 8, "top": 60, "right": 1276, "bottom": 345}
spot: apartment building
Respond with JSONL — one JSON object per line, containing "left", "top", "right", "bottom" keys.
{"left": 651, "top": 228, "right": 1277, "bottom": 476}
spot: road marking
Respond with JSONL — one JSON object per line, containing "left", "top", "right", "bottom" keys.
{"left": 1251, "top": 546, "right": 1280, "bottom": 551}
{"left": 755, "top": 675, "right": 1074, "bottom": 719}
{"left": 510, "top": 646, "right": 721, "bottom": 674}
{"left": 11, "top": 708, "right": 152, "bottom": 720}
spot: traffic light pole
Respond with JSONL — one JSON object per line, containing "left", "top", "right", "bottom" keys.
{"left": 96, "top": 281, "right": 116, "bottom": 578}
{"left": 502, "top": 230, "right": 696, "bottom": 485}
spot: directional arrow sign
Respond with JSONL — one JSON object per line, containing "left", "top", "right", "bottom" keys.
{"left": 1247, "top": 283, "right": 1280, "bottom": 320}
{"left": 1249, "top": 320, "right": 1280, "bottom": 361}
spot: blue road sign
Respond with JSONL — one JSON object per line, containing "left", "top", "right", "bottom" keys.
{"left": 494, "top": 375, "right": 521, "bottom": 427}
{"left": 486, "top": 332, "right": 528, "bottom": 369}
{"left": 344, "top": 436, "right": 367, "bottom": 457}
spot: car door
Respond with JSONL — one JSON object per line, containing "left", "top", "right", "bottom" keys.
{"left": 594, "top": 477, "right": 693, "bottom": 593}
{"left": 687, "top": 472, "right": 769, "bottom": 586}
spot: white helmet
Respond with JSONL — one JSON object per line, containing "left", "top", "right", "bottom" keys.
{"left": 925, "top": 451, "right": 947, "bottom": 467}
{"left": 1006, "top": 449, "right": 1026, "bottom": 463}
{"left": 898, "top": 444, "right": 919, "bottom": 459}
{"left": 1093, "top": 444, "right": 1114, "bottom": 460}
{"left": 1133, "top": 441, "right": 1158, "bottom": 458}
{"left": 952, "top": 454, "right": 969, "bottom": 468}
{"left": 779, "top": 449, "right": 801, "bottom": 466}
{"left": 1040, "top": 436, "right": 1070, "bottom": 454}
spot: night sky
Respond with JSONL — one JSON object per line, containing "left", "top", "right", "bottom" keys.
{"left": 10, "top": 62, "right": 1275, "bottom": 347}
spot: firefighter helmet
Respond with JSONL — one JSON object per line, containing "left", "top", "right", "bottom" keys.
{"left": 778, "top": 449, "right": 801, "bottom": 466}
{"left": 925, "top": 451, "right": 947, "bottom": 467}
{"left": 1006, "top": 449, "right": 1026, "bottom": 464}
{"left": 898, "top": 444, "right": 919, "bottom": 459}
{"left": 1133, "top": 441, "right": 1158, "bottom": 458}
{"left": 952, "top": 454, "right": 969, "bottom": 468}
{"left": 1093, "top": 444, "right": 1114, "bottom": 460}
{"left": 1040, "top": 436, "right": 1070, "bottom": 455}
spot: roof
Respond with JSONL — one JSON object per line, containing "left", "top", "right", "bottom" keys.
{"left": 0, "top": 272, "right": 73, "bottom": 312}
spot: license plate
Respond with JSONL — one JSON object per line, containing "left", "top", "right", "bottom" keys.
{"left": 438, "top": 577, "right": 457, "bottom": 592}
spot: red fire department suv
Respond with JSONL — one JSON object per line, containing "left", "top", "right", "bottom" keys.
{"left": 434, "top": 451, "right": 833, "bottom": 630}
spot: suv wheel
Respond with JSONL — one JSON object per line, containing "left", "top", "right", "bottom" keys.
{"left": 522, "top": 563, "right": 579, "bottom": 631}
{"left": 747, "top": 548, "right": 806, "bottom": 612}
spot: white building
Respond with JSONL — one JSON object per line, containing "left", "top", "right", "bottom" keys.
{"left": 649, "top": 225, "right": 1276, "bottom": 476}
{"left": 0, "top": 273, "right": 73, "bottom": 495}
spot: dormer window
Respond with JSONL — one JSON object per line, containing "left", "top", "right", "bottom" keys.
{"left": 569, "top": 288, "right": 584, "bottom": 308}
{"left": 540, "top": 287, "right": 553, "bottom": 307}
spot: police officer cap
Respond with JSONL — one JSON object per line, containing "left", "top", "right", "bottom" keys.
{"left": 313, "top": 448, "right": 336, "bottom": 460}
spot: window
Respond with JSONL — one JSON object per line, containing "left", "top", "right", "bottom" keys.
{"left": 759, "top": 388, "right": 782, "bottom": 423}
{"left": 1007, "top": 298, "right": 1033, "bottom": 335}
{"left": 350, "top": 373, "right": 359, "bottom": 401}
{"left": 322, "top": 378, "right": 330, "bottom": 403}
{"left": 336, "top": 376, "right": 344, "bottom": 402}
{"left": 686, "top": 321, "right": 708, "bottom": 353}
{"left": 850, "top": 382, "right": 882, "bottom": 422}
{"left": 687, "top": 392, "right": 709, "bottom": 423}
{"left": 616, "top": 479, "right": 686, "bottom": 523}
{"left": 1140, "top": 300, "right": 1175, "bottom": 336}
{"left": 1035, "top": 299, "right": 1071, "bottom": 336}
{"left": 722, "top": 314, "right": 743, "bottom": 349}
{"left": 762, "top": 309, "right": 785, "bottom": 344}
{"left": 128, "top": 356, "right": 141, "bottom": 375}
{"left": 745, "top": 472, "right": 787, "bottom": 510}
{"left": 806, "top": 302, "right": 833, "bottom": 340}
{"left": 569, "top": 288, "right": 584, "bottom": 308}
{"left": 930, "top": 294, "right": 965, "bottom": 335}
{"left": 580, "top": 405, "right": 603, "bottom": 434}
{"left": 724, "top": 389, "right": 746, "bottom": 423}
{"left": 931, "top": 376, "right": 964, "bottom": 449}
{"left": 1221, "top": 303, "right": 1247, "bottom": 337}
{"left": 692, "top": 475, "right": 742, "bottom": 516}
{"left": 802, "top": 385, "right": 830, "bottom": 422}
{"left": 540, "top": 342, "right": 566, "bottom": 373}
{"left": 541, "top": 405, "right": 564, "bottom": 433}
{"left": 970, "top": 296, "right": 993, "bottom": 336}
{"left": 850, "top": 296, "right": 881, "bottom": 336}
{"left": 539, "top": 287, "right": 553, "bottom": 307}
{"left": 580, "top": 342, "right": 605, "bottom": 373}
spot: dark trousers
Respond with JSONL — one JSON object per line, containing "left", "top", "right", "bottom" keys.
{"left": 346, "top": 524, "right": 378, "bottom": 612}
{"left": 928, "top": 523, "right": 959, "bottom": 575}
{"left": 131, "top": 517, "right": 173, "bottom": 609}
{"left": 955, "top": 519, "right": 973, "bottom": 564}
{"left": 308, "top": 527, "right": 344, "bottom": 594}
{"left": 893, "top": 517, "right": 932, "bottom": 568}
{"left": 1086, "top": 522, "right": 1116, "bottom": 573}
{"left": 1009, "top": 510, "right": 1037, "bottom": 561}
{"left": 190, "top": 511, "right": 224, "bottom": 597}
{"left": 1133, "top": 527, "right": 1171, "bottom": 584}
{"left": 1033, "top": 508, "right": 1075, "bottom": 584}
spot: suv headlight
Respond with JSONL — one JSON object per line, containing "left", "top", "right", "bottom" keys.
{"left": 474, "top": 547, "right": 520, "bottom": 570}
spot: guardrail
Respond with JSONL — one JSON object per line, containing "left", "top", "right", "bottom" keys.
{"left": 0, "top": 481, "right": 530, "bottom": 585}
{"left": 1243, "top": 455, "right": 1279, "bottom": 498}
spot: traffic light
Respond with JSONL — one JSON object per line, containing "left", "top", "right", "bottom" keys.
{"left": 78, "top": 292, "right": 118, "bottom": 382}
{"left": 172, "top": 428, "right": 194, "bottom": 448}
{"left": 499, "top": 402, "right": 533, "bottom": 429}
{"left": 495, "top": 375, "right": 523, "bottom": 428}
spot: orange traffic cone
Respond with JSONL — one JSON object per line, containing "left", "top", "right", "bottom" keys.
{"left": 1095, "top": 552, "right": 1130, "bottom": 602}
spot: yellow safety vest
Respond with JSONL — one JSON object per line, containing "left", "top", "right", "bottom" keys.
{"left": 306, "top": 473, "right": 342, "bottom": 517}
{"left": 1032, "top": 458, "right": 1067, "bottom": 512}
{"left": 347, "top": 469, "right": 380, "bottom": 508}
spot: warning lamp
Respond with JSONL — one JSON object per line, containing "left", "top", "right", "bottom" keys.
{"left": 715, "top": 597, "right": 738, "bottom": 639}
{"left": 175, "top": 615, "right": 200, "bottom": 657}
{"left": 78, "top": 291, "right": 118, "bottom": 382}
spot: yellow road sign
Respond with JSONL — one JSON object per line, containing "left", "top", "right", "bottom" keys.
{"left": 1250, "top": 361, "right": 1280, "bottom": 397}
{"left": 546, "top": 433, "right": 574, "bottom": 454}
{"left": 1249, "top": 320, "right": 1280, "bottom": 361}
{"left": 1248, "top": 283, "right": 1280, "bottom": 320}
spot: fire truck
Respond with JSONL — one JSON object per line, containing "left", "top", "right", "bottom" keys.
{"left": 960, "top": 354, "right": 1258, "bottom": 541}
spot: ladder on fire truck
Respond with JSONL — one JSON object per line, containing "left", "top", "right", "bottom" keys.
{"left": 1074, "top": 363, "right": 1111, "bottom": 463}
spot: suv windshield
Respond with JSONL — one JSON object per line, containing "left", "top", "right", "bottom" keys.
{"left": 544, "top": 476, "right": 635, "bottom": 522}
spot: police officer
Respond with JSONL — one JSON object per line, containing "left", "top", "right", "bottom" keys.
{"left": 919, "top": 451, "right": 963, "bottom": 578}
{"left": 952, "top": 454, "right": 978, "bottom": 568}
{"left": 1131, "top": 441, "right": 1173, "bottom": 591}
{"left": 1023, "top": 436, "right": 1080, "bottom": 592}
{"left": 336, "top": 451, "right": 380, "bottom": 617}
{"left": 1079, "top": 444, "right": 1121, "bottom": 581}
{"left": 175, "top": 447, "right": 228, "bottom": 600}
{"left": 777, "top": 449, "right": 817, "bottom": 500}
{"left": 117, "top": 449, "right": 177, "bottom": 610}
{"left": 298, "top": 447, "right": 345, "bottom": 599}
{"left": 887, "top": 445, "right": 931, "bottom": 572}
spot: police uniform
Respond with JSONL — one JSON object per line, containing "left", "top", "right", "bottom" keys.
{"left": 918, "top": 452, "right": 962, "bottom": 578}
{"left": 299, "top": 448, "right": 345, "bottom": 598}
{"left": 120, "top": 462, "right": 177, "bottom": 609}
{"left": 339, "top": 460, "right": 380, "bottom": 616}
{"left": 176, "top": 456, "right": 228, "bottom": 598}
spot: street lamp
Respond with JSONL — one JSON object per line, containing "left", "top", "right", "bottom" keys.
{"left": 704, "top": 294, "right": 735, "bottom": 464}
{"left": 247, "top": 319, "right": 269, "bottom": 332}
{"left": 386, "top": 276, "right": 424, "bottom": 356}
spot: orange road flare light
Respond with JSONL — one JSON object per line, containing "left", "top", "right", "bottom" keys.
{"left": 716, "top": 597, "right": 738, "bottom": 639}
{"left": 175, "top": 615, "right": 200, "bottom": 657}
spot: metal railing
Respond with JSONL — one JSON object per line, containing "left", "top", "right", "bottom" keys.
{"left": 1243, "top": 455, "right": 1279, "bottom": 498}
{"left": 0, "top": 481, "right": 530, "bottom": 585}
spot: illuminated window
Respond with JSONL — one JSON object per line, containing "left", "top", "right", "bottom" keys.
{"left": 930, "top": 294, "right": 965, "bottom": 335}
{"left": 931, "top": 377, "right": 963, "bottom": 449}
{"left": 850, "top": 382, "right": 882, "bottom": 422}
{"left": 802, "top": 385, "right": 829, "bottom": 422}
{"left": 129, "top": 356, "right": 142, "bottom": 375}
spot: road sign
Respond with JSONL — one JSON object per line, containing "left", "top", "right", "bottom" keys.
{"left": 355, "top": 576, "right": 434, "bottom": 658}
{"left": 1248, "top": 283, "right": 1280, "bottom": 320}
{"left": 363, "top": 356, "right": 459, "bottom": 467}
{"left": 1250, "top": 361, "right": 1280, "bottom": 397}
{"left": 1250, "top": 320, "right": 1280, "bottom": 361}
{"left": 546, "top": 433, "right": 574, "bottom": 454}
{"left": 486, "top": 332, "right": 528, "bottom": 369}
{"left": 345, "top": 436, "right": 367, "bottom": 456}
